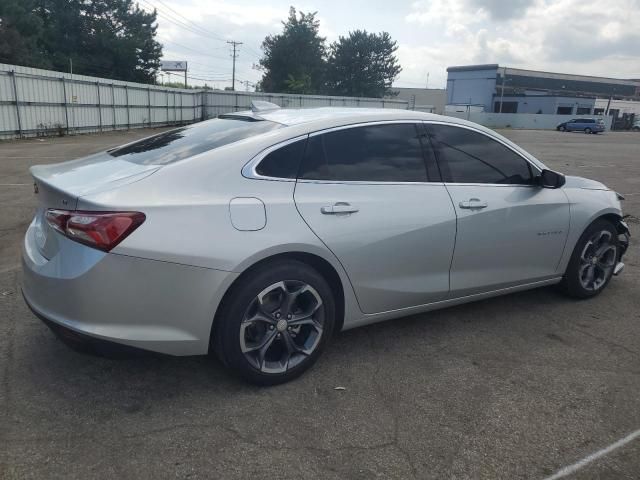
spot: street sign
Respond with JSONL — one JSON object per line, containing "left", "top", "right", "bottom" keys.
{"left": 160, "top": 61, "right": 187, "bottom": 72}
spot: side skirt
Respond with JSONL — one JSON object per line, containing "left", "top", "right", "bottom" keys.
{"left": 342, "top": 277, "right": 563, "bottom": 331}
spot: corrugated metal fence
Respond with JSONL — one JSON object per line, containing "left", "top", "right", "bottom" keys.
{"left": 0, "top": 63, "right": 408, "bottom": 140}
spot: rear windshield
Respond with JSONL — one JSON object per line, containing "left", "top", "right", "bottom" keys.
{"left": 109, "top": 118, "right": 282, "bottom": 165}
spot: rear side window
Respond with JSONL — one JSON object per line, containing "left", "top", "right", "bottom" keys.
{"left": 299, "top": 123, "right": 429, "bottom": 182}
{"left": 109, "top": 118, "right": 281, "bottom": 165}
{"left": 427, "top": 124, "right": 533, "bottom": 185}
{"left": 255, "top": 139, "right": 306, "bottom": 179}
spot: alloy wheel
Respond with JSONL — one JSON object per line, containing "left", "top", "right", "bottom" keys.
{"left": 239, "top": 280, "right": 324, "bottom": 374}
{"left": 578, "top": 230, "right": 617, "bottom": 291}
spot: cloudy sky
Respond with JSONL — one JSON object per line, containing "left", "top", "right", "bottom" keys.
{"left": 141, "top": 0, "right": 640, "bottom": 91}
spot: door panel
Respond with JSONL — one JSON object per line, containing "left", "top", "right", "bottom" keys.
{"left": 424, "top": 122, "right": 570, "bottom": 297}
{"left": 295, "top": 182, "right": 456, "bottom": 313}
{"left": 446, "top": 184, "right": 569, "bottom": 296}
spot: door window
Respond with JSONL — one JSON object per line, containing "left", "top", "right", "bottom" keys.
{"left": 299, "top": 123, "right": 431, "bottom": 182}
{"left": 426, "top": 124, "right": 533, "bottom": 185}
{"left": 255, "top": 139, "right": 306, "bottom": 179}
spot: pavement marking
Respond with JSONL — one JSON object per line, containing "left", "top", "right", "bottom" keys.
{"left": 0, "top": 183, "right": 30, "bottom": 186}
{"left": 542, "top": 429, "right": 640, "bottom": 480}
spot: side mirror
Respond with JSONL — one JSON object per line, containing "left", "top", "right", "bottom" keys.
{"left": 537, "top": 169, "right": 566, "bottom": 189}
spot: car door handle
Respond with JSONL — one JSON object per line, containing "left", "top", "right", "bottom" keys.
{"left": 321, "top": 203, "right": 359, "bottom": 215}
{"left": 459, "top": 198, "right": 488, "bottom": 209}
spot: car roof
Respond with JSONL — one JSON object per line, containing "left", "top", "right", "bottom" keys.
{"left": 229, "top": 107, "right": 441, "bottom": 127}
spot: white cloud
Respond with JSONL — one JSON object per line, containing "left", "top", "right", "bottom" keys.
{"left": 396, "top": 0, "right": 640, "bottom": 87}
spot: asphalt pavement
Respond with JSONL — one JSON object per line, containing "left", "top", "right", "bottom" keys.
{"left": 1, "top": 127, "right": 639, "bottom": 479}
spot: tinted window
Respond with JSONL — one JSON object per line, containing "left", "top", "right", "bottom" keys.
{"left": 427, "top": 124, "right": 533, "bottom": 185}
{"left": 299, "top": 123, "right": 428, "bottom": 182}
{"left": 255, "top": 139, "right": 306, "bottom": 178}
{"left": 109, "top": 118, "right": 281, "bottom": 165}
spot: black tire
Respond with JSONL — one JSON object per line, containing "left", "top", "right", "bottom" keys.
{"left": 213, "top": 260, "right": 335, "bottom": 385}
{"left": 558, "top": 125, "right": 566, "bottom": 132}
{"left": 584, "top": 127, "right": 592, "bottom": 134}
{"left": 558, "top": 219, "right": 619, "bottom": 299}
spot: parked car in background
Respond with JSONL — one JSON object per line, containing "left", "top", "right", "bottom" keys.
{"left": 23, "top": 104, "right": 630, "bottom": 385}
{"left": 557, "top": 118, "right": 606, "bottom": 133}
{"left": 632, "top": 118, "right": 640, "bottom": 131}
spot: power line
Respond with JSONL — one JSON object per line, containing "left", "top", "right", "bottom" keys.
{"left": 140, "top": 0, "right": 263, "bottom": 63}
{"left": 148, "top": 0, "right": 227, "bottom": 42}
{"left": 140, "top": 0, "right": 226, "bottom": 43}
{"left": 160, "top": 38, "right": 229, "bottom": 61}
{"left": 243, "top": 45, "right": 263, "bottom": 60}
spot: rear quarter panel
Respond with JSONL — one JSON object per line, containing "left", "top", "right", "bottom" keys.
{"left": 76, "top": 140, "right": 365, "bottom": 330}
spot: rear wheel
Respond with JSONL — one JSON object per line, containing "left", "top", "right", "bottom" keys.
{"left": 558, "top": 220, "right": 619, "bottom": 298}
{"left": 584, "top": 127, "right": 592, "bottom": 134}
{"left": 214, "top": 260, "right": 335, "bottom": 385}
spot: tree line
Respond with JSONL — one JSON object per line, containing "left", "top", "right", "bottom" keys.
{"left": 0, "top": 0, "right": 161, "bottom": 83}
{"left": 0, "top": 3, "right": 401, "bottom": 97}
{"left": 259, "top": 8, "right": 401, "bottom": 97}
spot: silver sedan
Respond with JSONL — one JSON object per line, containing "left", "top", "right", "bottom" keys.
{"left": 22, "top": 104, "right": 630, "bottom": 384}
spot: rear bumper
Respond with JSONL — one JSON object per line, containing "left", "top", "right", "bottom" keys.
{"left": 22, "top": 220, "right": 237, "bottom": 356}
{"left": 23, "top": 290, "right": 158, "bottom": 357}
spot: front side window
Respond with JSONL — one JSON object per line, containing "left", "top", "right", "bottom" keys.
{"left": 426, "top": 124, "right": 533, "bottom": 185}
{"left": 299, "top": 123, "right": 429, "bottom": 182}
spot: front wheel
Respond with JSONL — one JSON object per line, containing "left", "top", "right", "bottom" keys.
{"left": 213, "top": 260, "right": 335, "bottom": 385}
{"left": 558, "top": 220, "right": 619, "bottom": 298}
{"left": 558, "top": 125, "right": 566, "bottom": 132}
{"left": 584, "top": 127, "right": 592, "bottom": 134}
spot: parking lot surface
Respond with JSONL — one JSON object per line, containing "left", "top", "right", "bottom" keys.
{"left": 1, "top": 128, "right": 639, "bottom": 479}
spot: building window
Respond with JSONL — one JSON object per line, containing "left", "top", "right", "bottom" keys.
{"left": 494, "top": 101, "right": 518, "bottom": 113}
{"left": 576, "top": 107, "right": 591, "bottom": 115}
{"left": 594, "top": 108, "right": 605, "bottom": 115}
{"left": 557, "top": 106, "right": 573, "bottom": 115}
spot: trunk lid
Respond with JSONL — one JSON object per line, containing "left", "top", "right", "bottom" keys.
{"left": 30, "top": 152, "right": 159, "bottom": 259}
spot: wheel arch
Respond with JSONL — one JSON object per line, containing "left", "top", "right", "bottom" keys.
{"left": 209, "top": 250, "right": 348, "bottom": 354}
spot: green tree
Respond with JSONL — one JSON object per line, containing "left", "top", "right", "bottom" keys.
{"left": 0, "top": 0, "right": 47, "bottom": 67}
{"left": 0, "top": 0, "right": 162, "bottom": 83}
{"left": 259, "top": 7, "right": 326, "bottom": 94}
{"left": 326, "top": 30, "right": 401, "bottom": 98}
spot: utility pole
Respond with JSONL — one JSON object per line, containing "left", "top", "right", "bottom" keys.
{"left": 184, "top": 62, "right": 188, "bottom": 88}
{"left": 499, "top": 66, "right": 507, "bottom": 113}
{"left": 227, "top": 40, "right": 242, "bottom": 91}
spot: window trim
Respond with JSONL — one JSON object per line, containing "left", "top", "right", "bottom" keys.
{"left": 242, "top": 119, "right": 544, "bottom": 187}
{"left": 241, "top": 134, "right": 309, "bottom": 182}
{"left": 423, "top": 120, "right": 542, "bottom": 187}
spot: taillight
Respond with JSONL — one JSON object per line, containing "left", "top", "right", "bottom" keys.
{"left": 45, "top": 209, "right": 146, "bottom": 252}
